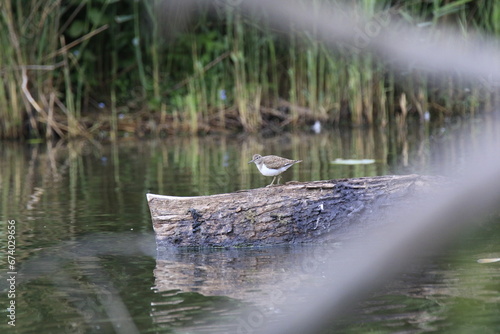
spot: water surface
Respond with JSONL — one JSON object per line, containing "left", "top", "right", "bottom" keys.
{"left": 1, "top": 121, "right": 499, "bottom": 333}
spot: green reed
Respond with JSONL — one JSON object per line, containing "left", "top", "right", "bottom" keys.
{"left": 0, "top": 0, "right": 498, "bottom": 139}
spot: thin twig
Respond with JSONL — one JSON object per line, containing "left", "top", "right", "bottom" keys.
{"left": 45, "top": 24, "right": 109, "bottom": 60}
{"left": 172, "top": 50, "right": 232, "bottom": 90}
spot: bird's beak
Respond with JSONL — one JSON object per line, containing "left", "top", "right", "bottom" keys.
{"left": 248, "top": 159, "right": 254, "bottom": 164}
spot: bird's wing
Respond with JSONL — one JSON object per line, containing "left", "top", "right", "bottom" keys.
{"left": 265, "top": 156, "right": 298, "bottom": 169}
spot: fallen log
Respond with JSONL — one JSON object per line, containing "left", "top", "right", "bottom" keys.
{"left": 147, "top": 175, "right": 447, "bottom": 248}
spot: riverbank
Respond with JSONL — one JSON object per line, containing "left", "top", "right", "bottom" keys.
{"left": 1, "top": 1, "right": 499, "bottom": 140}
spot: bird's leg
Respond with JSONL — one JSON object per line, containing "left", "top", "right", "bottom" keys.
{"left": 267, "top": 176, "right": 277, "bottom": 187}
{"left": 277, "top": 175, "right": 282, "bottom": 185}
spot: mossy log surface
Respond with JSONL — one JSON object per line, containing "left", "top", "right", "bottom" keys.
{"left": 147, "top": 175, "right": 446, "bottom": 248}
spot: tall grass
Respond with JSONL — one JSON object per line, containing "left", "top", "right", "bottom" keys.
{"left": 0, "top": 0, "right": 60, "bottom": 138}
{"left": 0, "top": 0, "right": 498, "bottom": 139}
{"left": 0, "top": 0, "right": 112, "bottom": 139}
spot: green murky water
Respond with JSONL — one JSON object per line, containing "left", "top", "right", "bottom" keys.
{"left": 1, "top": 121, "right": 499, "bottom": 333}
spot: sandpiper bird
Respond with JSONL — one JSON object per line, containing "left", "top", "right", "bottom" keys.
{"left": 248, "top": 154, "right": 302, "bottom": 187}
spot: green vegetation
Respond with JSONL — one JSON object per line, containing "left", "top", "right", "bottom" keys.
{"left": 0, "top": 0, "right": 499, "bottom": 139}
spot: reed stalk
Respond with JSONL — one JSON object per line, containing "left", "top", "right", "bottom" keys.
{"left": 110, "top": 52, "right": 118, "bottom": 141}
{"left": 132, "top": 0, "right": 147, "bottom": 97}
{"left": 60, "top": 36, "right": 78, "bottom": 138}
{"left": 230, "top": 12, "right": 250, "bottom": 131}
{"left": 306, "top": 45, "right": 318, "bottom": 120}
{"left": 348, "top": 59, "right": 363, "bottom": 126}
{"left": 1, "top": 0, "right": 31, "bottom": 138}
{"left": 288, "top": 32, "right": 299, "bottom": 123}
{"left": 190, "top": 45, "right": 208, "bottom": 128}
{"left": 144, "top": 0, "right": 162, "bottom": 108}
{"left": 186, "top": 81, "right": 198, "bottom": 134}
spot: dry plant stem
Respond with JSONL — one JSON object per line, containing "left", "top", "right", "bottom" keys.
{"left": 21, "top": 67, "right": 42, "bottom": 132}
{"left": 173, "top": 51, "right": 231, "bottom": 90}
{"left": 45, "top": 25, "right": 109, "bottom": 60}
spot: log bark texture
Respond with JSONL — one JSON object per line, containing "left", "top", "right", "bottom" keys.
{"left": 147, "top": 175, "right": 446, "bottom": 248}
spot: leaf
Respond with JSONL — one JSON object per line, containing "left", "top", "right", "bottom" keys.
{"left": 88, "top": 8, "right": 103, "bottom": 26}
{"left": 115, "top": 15, "right": 133, "bottom": 24}
{"left": 433, "top": 0, "right": 474, "bottom": 19}
{"left": 67, "top": 20, "right": 85, "bottom": 38}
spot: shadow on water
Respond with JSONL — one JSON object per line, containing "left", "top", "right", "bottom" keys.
{"left": 1, "top": 120, "right": 499, "bottom": 333}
